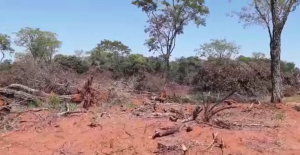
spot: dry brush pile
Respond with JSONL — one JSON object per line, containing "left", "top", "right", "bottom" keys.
{"left": 193, "top": 60, "right": 300, "bottom": 98}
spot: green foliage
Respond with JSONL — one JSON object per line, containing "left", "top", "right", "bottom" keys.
{"left": 237, "top": 55, "right": 252, "bottom": 62}
{"left": 87, "top": 39, "right": 132, "bottom": 78}
{"left": 0, "top": 34, "right": 14, "bottom": 62}
{"left": 281, "top": 61, "right": 296, "bottom": 73}
{"left": 28, "top": 98, "right": 42, "bottom": 108}
{"left": 274, "top": 112, "right": 286, "bottom": 121}
{"left": 47, "top": 93, "right": 61, "bottom": 109}
{"left": 68, "top": 103, "right": 78, "bottom": 111}
{"left": 126, "top": 54, "right": 148, "bottom": 74}
{"left": 171, "top": 56, "right": 202, "bottom": 85}
{"left": 54, "top": 54, "right": 89, "bottom": 74}
{"left": 145, "top": 56, "right": 165, "bottom": 73}
{"left": 0, "top": 59, "right": 12, "bottom": 71}
{"left": 196, "top": 39, "right": 240, "bottom": 60}
{"left": 14, "top": 27, "right": 61, "bottom": 63}
{"left": 97, "top": 39, "right": 131, "bottom": 55}
{"left": 127, "top": 103, "right": 137, "bottom": 108}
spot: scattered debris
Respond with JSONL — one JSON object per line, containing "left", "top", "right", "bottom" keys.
{"left": 57, "top": 103, "right": 87, "bottom": 116}
{"left": 154, "top": 143, "right": 185, "bottom": 155}
{"left": 152, "top": 106, "right": 202, "bottom": 139}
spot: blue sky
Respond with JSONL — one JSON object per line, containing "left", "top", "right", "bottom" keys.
{"left": 1, "top": 0, "right": 299, "bottom": 66}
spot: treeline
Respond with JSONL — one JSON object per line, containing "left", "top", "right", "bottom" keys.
{"left": 1, "top": 34, "right": 299, "bottom": 97}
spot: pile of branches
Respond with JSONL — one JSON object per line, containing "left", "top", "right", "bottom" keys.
{"left": 0, "top": 62, "right": 79, "bottom": 95}
{"left": 0, "top": 76, "right": 97, "bottom": 110}
{"left": 150, "top": 92, "right": 238, "bottom": 139}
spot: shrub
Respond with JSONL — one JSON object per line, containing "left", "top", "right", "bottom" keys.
{"left": 54, "top": 54, "right": 89, "bottom": 74}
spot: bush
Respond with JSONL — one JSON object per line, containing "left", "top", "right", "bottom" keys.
{"left": 54, "top": 54, "right": 89, "bottom": 74}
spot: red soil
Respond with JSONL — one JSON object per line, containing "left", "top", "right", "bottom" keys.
{"left": 1, "top": 103, "right": 300, "bottom": 155}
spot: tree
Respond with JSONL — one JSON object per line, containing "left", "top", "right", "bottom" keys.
{"left": 173, "top": 56, "right": 202, "bottom": 85}
{"left": 0, "top": 34, "right": 14, "bottom": 62}
{"left": 196, "top": 39, "right": 240, "bottom": 61}
{"left": 231, "top": 0, "right": 300, "bottom": 103}
{"left": 14, "top": 52, "right": 34, "bottom": 63}
{"left": 0, "top": 59, "right": 12, "bottom": 71}
{"left": 14, "top": 27, "right": 61, "bottom": 63}
{"left": 74, "top": 50, "right": 85, "bottom": 59}
{"left": 54, "top": 54, "right": 89, "bottom": 74}
{"left": 87, "top": 40, "right": 132, "bottom": 77}
{"left": 132, "top": 0, "right": 209, "bottom": 81}
{"left": 88, "top": 39, "right": 131, "bottom": 64}
{"left": 281, "top": 61, "right": 296, "bottom": 72}
{"left": 97, "top": 39, "right": 131, "bottom": 56}
{"left": 127, "top": 54, "right": 148, "bottom": 75}
{"left": 252, "top": 52, "right": 266, "bottom": 59}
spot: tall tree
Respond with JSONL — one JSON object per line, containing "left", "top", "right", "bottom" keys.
{"left": 0, "top": 34, "right": 14, "bottom": 62}
{"left": 196, "top": 38, "right": 240, "bottom": 60}
{"left": 89, "top": 40, "right": 131, "bottom": 64}
{"left": 87, "top": 40, "right": 132, "bottom": 74}
{"left": 231, "top": 0, "right": 300, "bottom": 103}
{"left": 97, "top": 39, "right": 131, "bottom": 56}
{"left": 132, "top": 0, "right": 209, "bottom": 81}
{"left": 14, "top": 27, "right": 61, "bottom": 63}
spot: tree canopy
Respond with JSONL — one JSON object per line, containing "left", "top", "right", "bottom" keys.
{"left": 196, "top": 39, "right": 240, "bottom": 60}
{"left": 0, "top": 34, "right": 14, "bottom": 62}
{"left": 14, "top": 27, "right": 61, "bottom": 63}
{"left": 132, "top": 0, "right": 209, "bottom": 80}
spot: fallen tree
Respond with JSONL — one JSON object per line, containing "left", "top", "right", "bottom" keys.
{"left": 0, "top": 86, "right": 73, "bottom": 102}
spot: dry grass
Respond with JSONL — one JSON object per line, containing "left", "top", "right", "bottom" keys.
{"left": 283, "top": 95, "right": 300, "bottom": 103}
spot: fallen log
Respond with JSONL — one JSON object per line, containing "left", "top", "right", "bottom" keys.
{"left": 0, "top": 88, "right": 38, "bottom": 101}
{"left": 0, "top": 87, "right": 74, "bottom": 103}
{"left": 5, "top": 84, "right": 42, "bottom": 95}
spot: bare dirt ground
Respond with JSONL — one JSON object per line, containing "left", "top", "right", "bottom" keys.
{"left": 1, "top": 101, "right": 300, "bottom": 155}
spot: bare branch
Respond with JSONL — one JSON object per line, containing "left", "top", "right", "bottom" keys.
{"left": 280, "top": 0, "right": 299, "bottom": 29}
{"left": 254, "top": 0, "right": 273, "bottom": 39}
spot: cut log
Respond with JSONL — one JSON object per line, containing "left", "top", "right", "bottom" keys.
{"left": 0, "top": 88, "right": 73, "bottom": 103}
{"left": 0, "top": 88, "right": 38, "bottom": 101}
{"left": 6, "top": 84, "right": 42, "bottom": 95}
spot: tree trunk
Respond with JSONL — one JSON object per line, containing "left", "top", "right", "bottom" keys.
{"left": 165, "top": 59, "right": 170, "bottom": 84}
{"left": 270, "top": 30, "right": 282, "bottom": 103}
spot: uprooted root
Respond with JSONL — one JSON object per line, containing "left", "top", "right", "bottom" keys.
{"left": 202, "top": 91, "right": 238, "bottom": 123}
{"left": 150, "top": 92, "right": 239, "bottom": 139}
{"left": 79, "top": 76, "right": 96, "bottom": 109}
